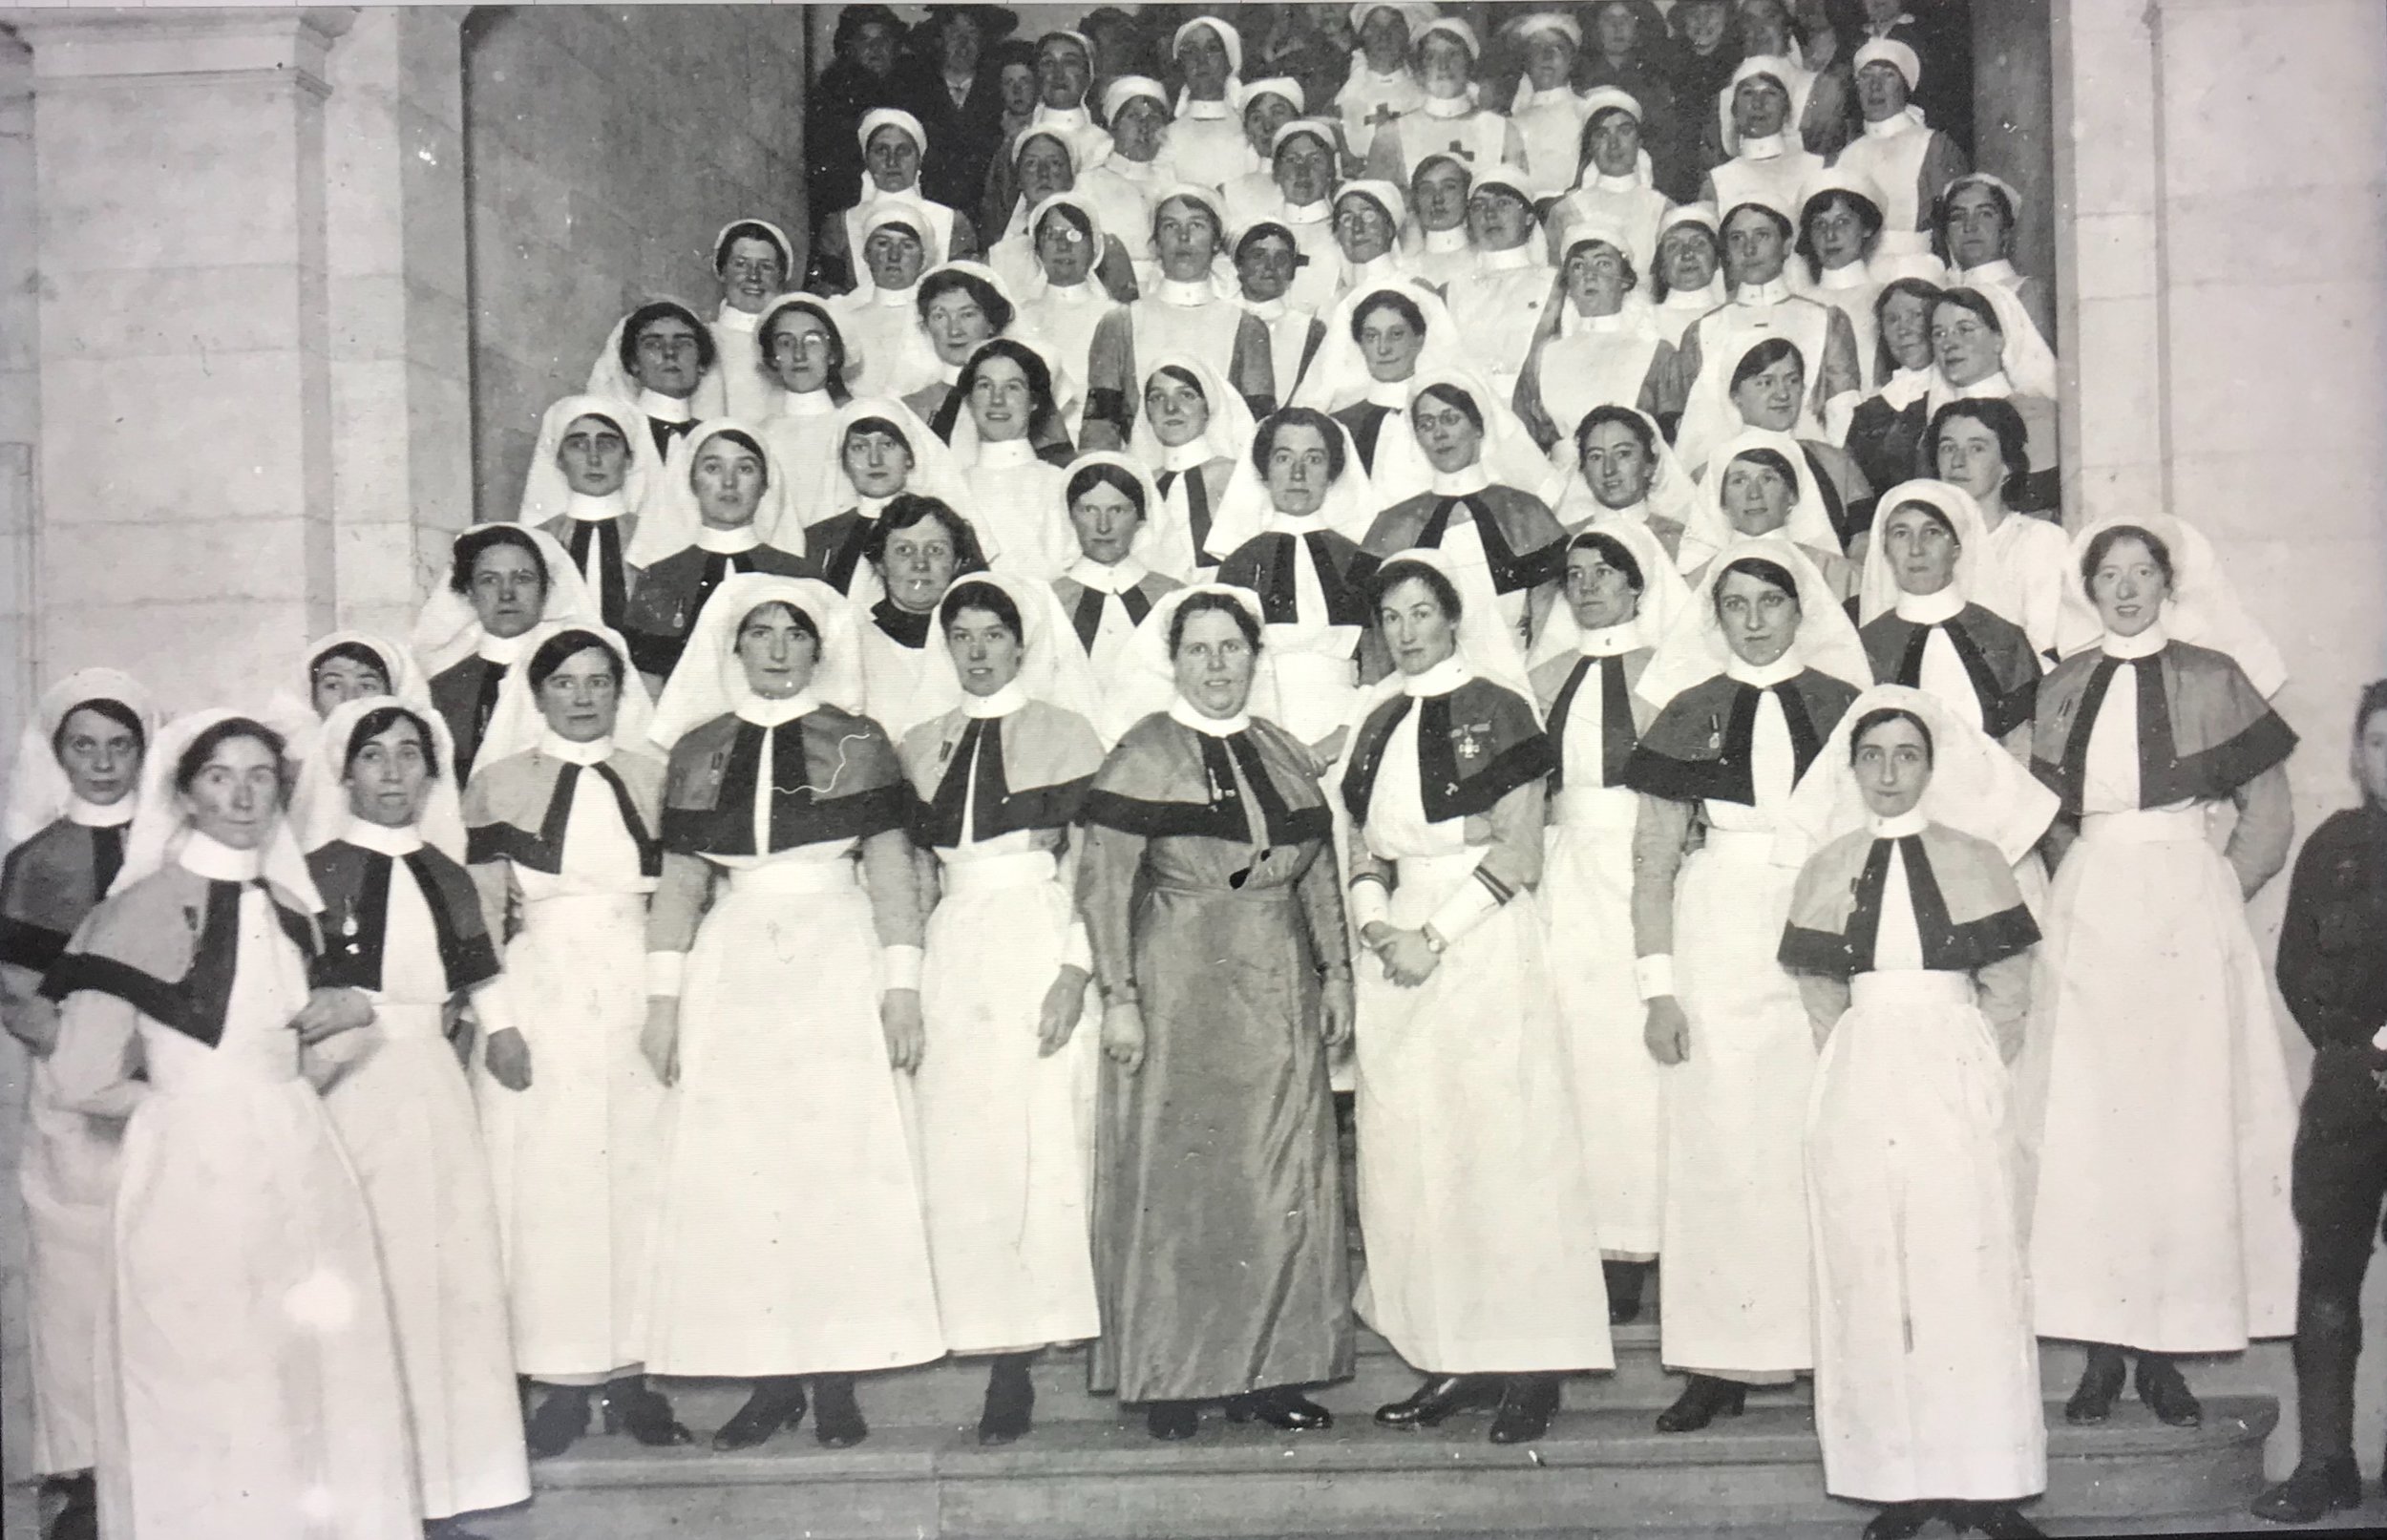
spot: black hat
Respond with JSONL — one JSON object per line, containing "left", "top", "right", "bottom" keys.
{"left": 833, "top": 5, "right": 902, "bottom": 52}
{"left": 920, "top": 5, "right": 1021, "bottom": 42}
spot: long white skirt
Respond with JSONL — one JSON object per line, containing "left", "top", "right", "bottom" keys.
{"left": 97, "top": 1065, "right": 417, "bottom": 1540}
{"left": 1355, "top": 852, "right": 1614, "bottom": 1373}
{"left": 19, "top": 1057, "right": 121, "bottom": 1474}
{"left": 327, "top": 1003, "right": 530, "bottom": 1520}
{"left": 644, "top": 862, "right": 945, "bottom": 1375}
{"left": 915, "top": 852, "right": 1100, "bottom": 1353}
{"left": 2017, "top": 809, "right": 2297, "bottom": 1351}
{"left": 1545, "top": 791, "right": 1665, "bottom": 1257}
{"left": 1809, "top": 972, "right": 2045, "bottom": 1503}
{"left": 1661, "top": 831, "right": 1816, "bottom": 1376}
{"left": 475, "top": 892, "right": 666, "bottom": 1381}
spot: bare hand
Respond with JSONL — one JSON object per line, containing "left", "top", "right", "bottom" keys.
{"left": 882, "top": 989, "right": 925, "bottom": 1073}
{"left": 290, "top": 987, "right": 374, "bottom": 1045}
{"left": 1320, "top": 974, "right": 1355, "bottom": 1048}
{"left": 1, "top": 996, "right": 60, "bottom": 1059}
{"left": 1101, "top": 1002, "right": 1146, "bottom": 1073}
{"left": 640, "top": 999, "right": 681, "bottom": 1086}
{"left": 1038, "top": 966, "right": 1090, "bottom": 1057}
{"left": 1379, "top": 929, "right": 1441, "bottom": 988}
{"left": 1644, "top": 995, "right": 1691, "bottom": 1065}
{"left": 485, "top": 1027, "right": 534, "bottom": 1092}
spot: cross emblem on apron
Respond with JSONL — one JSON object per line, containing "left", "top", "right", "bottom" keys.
{"left": 1364, "top": 101, "right": 1402, "bottom": 129}
{"left": 1445, "top": 138, "right": 1476, "bottom": 161}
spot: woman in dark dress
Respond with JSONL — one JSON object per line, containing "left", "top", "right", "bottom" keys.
{"left": 1079, "top": 585, "right": 1357, "bottom": 1442}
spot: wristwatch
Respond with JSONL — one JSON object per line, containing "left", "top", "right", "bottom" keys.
{"left": 1420, "top": 923, "right": 1448, "bottom": 956}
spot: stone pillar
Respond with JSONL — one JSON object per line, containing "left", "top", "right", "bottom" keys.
{"left": 14, "top": 8, "right": 350, "bottom": 709}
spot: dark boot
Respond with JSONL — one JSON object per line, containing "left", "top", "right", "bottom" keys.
{"left": 2251, "top": 1458, "right": 2363, "bottom": 1525}
{"left": 1224, "top": 1385, "right": 1333, "bottom": 1431}
{"left": 604, "top": 1375, "right": 692, "bottom": 1446}
{"left": 1654, "top": 1373, "right": 1745, "bottom": 1432}
{"left": 1147, "top": 1399, "right": 1200, "bottom": 1440}
{"left": 1953, "top": 1500, "right": 2047, "bottom": 1538}
{"left": 423, "top": 1519, "right": 491, "bottom": 1540}
{"left": 978, "top": 1353, "right": 1036, "bottom": 1445}
{"left": 524, "top": 1384, "right": 595, "bottom": 1460}
{"left": 2134, "top": 1351, "right": 2203, "bottom": 1427}
{"left": 1861, "top": 1501, "right": 1943, "bottom": 1540}
{"left": 711, "top": 1376, "right": 807, "bottom": 1450}
{"left": 813, "top": 1372, "right": 868, "bottom": 1447}
{"left": 1374, "top": 1373, "right": 1503, "bottom": 1428}
{"left": 2062, "top": 1343, "right": 2126, "bottom": 1424}
{"left": 1488, "top": 1373, "right": 1562, "bottom": 1444}
{"left": 1604, "top": 1258, "right": 1649, "bottom": 1325}
{"left": 42, "top": 1473, "right": 97, "bottom": 1540}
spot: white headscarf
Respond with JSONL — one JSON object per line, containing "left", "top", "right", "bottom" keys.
{"left": 585, "top": 299, "right": 728, "bottom": 420}
{"left": 1930, "top": 281, "right": 2060, "bottom": 404}
{"left": 1292, "top": 275, "right": 1463, "bottom": 412}
{"left": 1014, "top": 190, "right": 1110, "bottom": 304}
{"left": 916, "top": 568, "right": 1105, "bottom": 730}
{"left": 1637, "top": 536, "right": 1870, "bottom": 710}
{"left": 648, "top": 574, "right": 866, "bottom": 750}
{"left": 111, "top": 709, "right": 323, "bottom": 908}
{"left": 1655, "top": 202, "right": 1728, "bottom": 309}
{"left": 1783, "top": 683, "right": 2058, "bottom": 866}
{"left": 623, "top": 417, "right": 808, "bottom": 567}
{"left": 856, "top": 107, "right": 929, "bottom": 170}
{"left": 1058, "top": 447, "right": 1183, "bottom": 581}
{"left": 1102, "top": 581, "right": 1289, "bottom": 744}
{"left": 517, "top": 393, "right": 662, "bottom": 527}
{"left": 1103, "top": 74, "right": 1171, "bottom": 123}
{"left": 1570, "top": 86, "right": 1658, "bottom": 189}
{"left": 475, "top": 620, "right": 657, "bottom": 773}
{"left": 1386, "top": 365, "right": 1567, "bottom": 505}
{"left": 292, "top": 695, "right": 469, "bottom": 862}
{"left": 1721, "top": 54, "right": 1807, "bottom": 157}
{"left": 1855, "top": 477, "right": 1991, "bottom": 625}
{"left": 1547, "top": 404, "right": 1700, "bottom": 532}
{"left": 842, "top": 201, "right": 938, "bottom": 309}
{"left": 807, "top": 395, "right": 975, "bottom": 522}
{"left": 2058, "top": 514, "right": 2288, "bottom": 696}
{"left": 1527, "top": 517, "right": 1696, "bottom": 668}
{"left": 1170, "top": 16, "right": 1244, "bottom": 115}
{"left": 1204, "top": 409, "right": 1383, "bottom": 559}
{"left": 1507, "top": 9, "right": 1584, "bottom": 118}
{"left": 412, "top": 523, "right": 602, "bottom": 678}
{"left": 4, "top": 669, "right": 158, "bottom": 848}
{"left": 1681, "top": 428, "right": 1844, "bottom": 573}
{"left": 264, "top": 629, "right": 437, "bottom": 761}
{"left": 1850, "top": 37, "right": 1927, "bottom": 128}
{"left": 1360, "top": 544, "right": 1537, "bottom": 711}
{"left": 1129, "top": 350, "right": 1260, "bottom": 473}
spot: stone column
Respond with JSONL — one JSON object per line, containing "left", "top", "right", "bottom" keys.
{"left": 13, "top": 7, "right": 350, "bottom": 709}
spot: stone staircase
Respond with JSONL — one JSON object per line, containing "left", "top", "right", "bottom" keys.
{"left": 473, "top": 1324, "right": 2282, "bottom": 1540}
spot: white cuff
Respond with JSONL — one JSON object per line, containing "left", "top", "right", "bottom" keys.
{"left": 646, "top": 952, "right": 686, "bottom": 999}
{"left": 1349, "top": 875, "right": 1391, "bottom": 933}
{"left": 1635, "top": 953, "right": 1675, "bottom": 1001}
{"left": 469, "top": 979, "right": 519, "bottom": 1041}
{"left": 881, "top": 944, "right": 924, "bottom": 993}
{"left": 1063, "top": 921, "right": 1093, "bottom": 975}
{"left": 1426, "top": 869, "right": 1505, "bottom": 947}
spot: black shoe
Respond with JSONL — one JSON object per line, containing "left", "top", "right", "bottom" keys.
{"left": 424, "top": 1520, "right": 491, "bottom": 1540}
{"left": 1147, "top": 1400, "right": 1200, "bottom": 1440}
{"left": 604, "top": 1376, "right": 694, "bottom": 1447}
{"left": 2134, "top": 1353, "right": 2202, "bottom": 1427}
{"left": 813, "top": 1373, "right": 869, "bottom": 1448}
{"left": 1954, "top": 1500, "right": 2048, "bottom": 1539}
{"left": 711, "top": 1378, "right": 807, "bottom": 1451}
{"left": 524, "top": 1385, "right": 595, "bottom": 1460}
{"left": 1654, "top": 1374, "right": 1746, "bottom": 1432}
{"left": 2252, "top": 1457, "right": 2362, "bottom": 1523}
{"left": 42, "top": 1474, "right": 97, "bottom": 1540}
{"left": 1862, "top": 1501, "right": 1944, "bottom": 1540}
{"left": 1374, "top": 1374, "right": 1504, "bottom": 1428}
{"left": 2063, "top": 1345, "right": 2127, "bottom": 1424}
{"left": 1489, "top": 1374, "right": 1562, "bottom": 1444}
{"left": 1225, "top": 1388, "right": 1333, "bottom": 1431}
{"left": 978, "top": 1356, "right": 1036, "bottom": 1446}
{"left": 1604, "top": 1259, "right": 1648, "bottom": 1325}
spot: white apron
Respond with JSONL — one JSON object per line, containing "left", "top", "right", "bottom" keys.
{"left": 323, "top": 858, "right": 529, "bottom": 1521}
{"left": 917, "top": 843, "right": 1100, "bottom": 1353}
{"left": 1353, "top": 697, "right": 1614, "bottom": 1372}
{"left": 475, "top": 770, "right": 667, "bottom": 1382}
{"left": 644, "top": 851, "right": 946, "bottom": 1375}
{"left": 1810, "top": 953, "right": 2044, "bottom": 1501}
{"left": 19, "top": 1054, "right": 120, "bottom": 1474}
{"left": 711, "top": 306, "right": 776, "bottom": 423}
{"left": 96, "top": 889, "right": 417, "bottom": 1540}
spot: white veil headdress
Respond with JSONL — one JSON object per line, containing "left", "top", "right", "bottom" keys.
{"left": 412, "top": 523, "right": 602, "bottom": 679}
{"left": 291, "top": 694, "right": 469, "bottom": 862}
{"left": 4, "top": 669, "right": 159, "bottom": 848}
{"left": 622, "top": 416, "right": 809, "bottom": 567}
{"left": 1637, "top": 536, "right": 1871, "bottom": 711}
{"left": 647, "top": 574, "right": 867, "bottom": 750}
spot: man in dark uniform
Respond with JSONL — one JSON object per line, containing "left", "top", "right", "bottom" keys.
{"left": 896, "top": 5, "right": 1018, "bottom": 217}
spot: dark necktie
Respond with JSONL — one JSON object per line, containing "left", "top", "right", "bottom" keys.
{"left": 1251, "top": 531, "right": 1370, "bottom": 625}
{"left": 1068, "top": 580, "right": 1154, "bottom": 653}
{"left": 921, "top": 717, "right": 1009, "bottom": 846}
{"left": 568, "top": 518, "right": 628, "bottom": 628}
{"left": 1547, "top": 652, "right": 1636, "bottom": 791}
{"left": 1895, "top": 614, "right": 2005, "bottom": 728}
{"left": 1415, "top": 494, "right": 1558, "bottom": 594}
{"left": 536, "top": 759, "right": 662, "bottom": 873}
{"left": 456, "top": 658, "right": 505, "bottom": 782}
{"left": 91, "top": 823, "right": 126, "bottom": 897}
{"left": 2059, "top": 654, "right": 2169, "bottom": 811}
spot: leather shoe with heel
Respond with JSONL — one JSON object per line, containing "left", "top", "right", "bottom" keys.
{"left": 525, "top": 1386, "right": 594, "bottom": 1460}
{"left": 1147, "top": 1400, "right": 1199, "bottom": 1440}
{"left": 711, "top": 1377, "right": 806, "bottom": 1451}
{"left": 813, "top": 1373, "right": 869, "bottom": 1448}
{"left": 1604, "top": 1259, "right": 1648, "bottom": 1326}
{"left": 2063, "top": 1345, "right": 2127, "bottom": 1425}
{"left": 1862, "top": 1501, "right": 1943, "bottom": 1540}
{"left": 605, "top": 1376, "right": 693, "bottom": 1447}
{"left": 1225, "top": 1388, "right": 1333, "bottom": 1431}
{"left": 1375, "top": 1374, "right": 1503, "bottom": 1428}
{"left": 1654, "top": 1374, "right": 1745, "bottom": 1433}
{"left": 1489, "top": 1374, "right": 1562, "bottom": 1444}
{"left": 2251, "top": 1457, "right": 2362, "bottom": 1523}
{"left": 42, "top": 1473, "right": 97, "bottom": 1540}
{"left": 2134, "top": 1353, "right": 2202, "bottom": 1427}
{"left": 1954, "top": 1500, "right": 2047, "bottom": 1538}
{"left": 978, "top": 1355, "right": 1035, "bottom": 1446}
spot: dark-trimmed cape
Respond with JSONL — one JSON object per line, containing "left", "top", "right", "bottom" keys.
{"left": 621, "top": 543, "right": 821, "bottom": 679}
{"left": 1622, "top": 669, "right": 1863, "bottom": 806}
{"left": 899, "top": 699, "right": 1104, "bottom": 849}
{"left": 662, "top": 707, "right": 911, "bottom": 856}
{"left": 1362, "top": 486, "right": 1569, "bottom": 597}
{"left": 0, "top": 819, "right": 125, "bottom": 976}
{"left": 1081, "top": 712, "right": 1333, "bottom": 847}
{"left": 39, "top": 865, "right": 321, "bottom": 1047}
{"left": 2028, "top": 640, "right": 2295, "bottom": 816}
{"left": 1778, "top": 821, "right": 2040, "bottom": 978}
{"left": 307, "top": 838, "right": 501, "bottom": 997}
{"left": 463, "top": 746, "right": 666, "bottom": 876}
{"left": 1860, "top": 601, "right": 2042, "bottom": 739}
{"left": 1341, "top": 676, "right": 1556, "bottom": 823}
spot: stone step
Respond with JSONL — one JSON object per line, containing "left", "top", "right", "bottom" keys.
{"left": 623, "top": 1327, "right": 2293, "bottom": 1435}
{"left": 474, "top": 1396, "right": 2278, "bottom": 1540}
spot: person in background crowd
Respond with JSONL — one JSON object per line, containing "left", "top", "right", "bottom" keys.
{"left": 1842, "top": 276, "right": 1940, "bottom": 494}
{"left": 818, "top": 111, "right": 982, "bottom": 296}
{"left": 1827, "top": 39, "right": 1965, "bottom": 281}
{"left": 0, "top": 672, "right": 157, "bottom": 1540}
{"left": 1233, "top": 221, "right": 1332, "bottom": 409}
{"left": 1012, "top": 194, "right": 1131, "bottom": 430}
{"left": 1662, "top": 0, "right": 1742, "bottom": 168}
{"left": 1167, "top": 16, "right": 1251, "bottom": 190}
{"left": 755, "top": 297, "right": 859, "bottom": 526}
{"left": 984, "top": 31, "right": 1115, "bottom": 242}
{"left": 1365, "top": 18, "right": 1526, "bottom": 187}
{"left": 807, "top": 5, "right": 909, "bottom": 243}
{"left": 1701, "top": 57, "right": 1824, "bottom": 219}
{"left": 1441, "top": 162, "right": 1553, "bottom": 401}
{"left": 1405, "top": 153, "right": 1478, "bottom": 289}
{"left": 1338, "top": 1, "right": 1434, "bottom": 168}
{"left": 1649, "top": 201, "right": 1728, "bottom": 349}
{"left": 1225, "top": 76, "right": 1309, "bottom": 214}
{"left": 518, "top": 394, "right": 657, "bottom": 633}
{"left": 1936, "top": 172, "right": 2058, "bottom": 356}
{"left": 1504, "top": 11, "right": 1588, "bottom": 202}
{"left": 2257, "top": 681, "right": 2387, "bottom": 1525}
{"left": 1927, "top": 397, "right": 2073, "bottom": 660}
{"left": 415, "top": 523, "right": 599, "bottom": 783}
{"left": 896, "top": 5, "right": 1020, "bottom": 219}
{"left": 1575, "top": 0, "right": 1695, "bottom": 201}
{"left": 708, "top": 219, "right": 799, "bottom": 421}
{"left": 1084, "top": 185, "right": 1279, "bottom": 449}
{"left": 1552, "top": 89, "right": 1672, "bottom": 287}
{"left": 1925, "top": 286, "right": 2060, "bottom": 515}
{"left": 589, "top": 299, "right": 720, "bottom": 458}
{"left": 1080, "top": 7, "right": 1148, "bottom": 112}
{"left": 1236, "top": 118, "right": 1348, "bottom": 314}
{"left": 1077, "top": 76, "right": 1175, "bottom": 282}
{"left": 619, "top": 423, "right": 817, "bottom": 686}
{"left": 1051, "top": 453, "right": 1187, "bottom": 686}
{"left": 1789, "top": 172, "right": 1887, "bottom": 380}
{"left": 1515, "top": 215, "right": 1679, "bottom": 453}
{"left": 1859, "top": 0, "right": 1970, "bottom": 157}
{"left": 990, "top": 36, "right": 1042, "bottom": 145}
{"left": 832, "top": 206, "right": 941, "bottom": 400}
